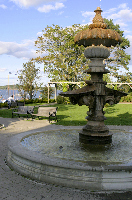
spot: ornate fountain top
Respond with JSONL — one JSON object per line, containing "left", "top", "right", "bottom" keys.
{"left": 89, "top": 7, "right": 107, "bottom": 29}
{"left": 74, "top": 7, "right": 122, "bottom": 47}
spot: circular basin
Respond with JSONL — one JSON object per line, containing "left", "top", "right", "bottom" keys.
{"left": 7, "top": 128, "right": 132, "bottom": 191}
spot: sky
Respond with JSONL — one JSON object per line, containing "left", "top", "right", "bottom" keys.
{"left": 0, "top": 0, "right": 132, "bottom": 86}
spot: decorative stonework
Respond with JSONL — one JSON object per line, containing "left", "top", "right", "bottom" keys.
{"left": 84, "top": 45, "right": 110, "bottom": 58}
{"left": 74, "top": 7, "right": 122, "bottom": 47}
{"left": 60, "top": 7, "right": 127, "bottom": 144}
{"left": 89, "top": 7, "right": 106, "bottom": 29}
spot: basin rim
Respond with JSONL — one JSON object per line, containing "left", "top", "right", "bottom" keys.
{"left": 7, "top": 128, "right": 132, "bottom": 172}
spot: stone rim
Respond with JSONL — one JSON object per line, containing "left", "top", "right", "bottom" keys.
{"left": 7, "top": 129, "right": 132, "bottom": 170}
{"left": 6, "top": 129, "right": 132, "bottom": 191}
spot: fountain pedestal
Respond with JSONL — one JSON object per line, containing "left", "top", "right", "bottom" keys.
{"left": 60, "top": 45, "right": 126, "bottom": 144}
{"left": 60, "top": 7, "right": 127, "bottom": 144}
{"left": 79, "top": 46, "right": 112, "bottom": 144}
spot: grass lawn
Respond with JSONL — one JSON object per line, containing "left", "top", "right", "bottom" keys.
{"left": 0, "top": 103, "right": 132, "bottom": 126}
{"left": 55, "top": 104, "right": 132, "bottom": 126}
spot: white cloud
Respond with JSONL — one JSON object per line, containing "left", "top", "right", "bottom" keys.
{"left": 10, "top": 0, "right": 60, "bottom": 8}
{"left": 38, "top": 2, "right": 64, "bottom": 13}
{"left": 0, "top": 68, "right": 7, "bottom": 72}
{"left": 38, "top": 4, "right": 53, "bottom": 13}
{"left": 58, "top": 11, "right": 64, "bottom": 15}
{"left": 82, "top": 3, "right": 132, "bottom": 29}
{"left": 81, "top": 11, "right": 94, "bottom": 18}
{"left": 118, "top": 3, "right": 128, "bottom": 9}
{"left": 124, "top": 30, "right": 131, "bottom": 34}
{"left": 37, "top": 32, "right": 43, "bottom": 36}
{"left": 0, "top": 40, "right": 38, "bottom": 59}
{"left": 108, "top": 9, "right": 132, "bottom": 23}
{"left": 0, "top": 4, "right": 7, "bottom": 9}
{"left": 81, "top": 11, "right": 94, "bottom": 25}
{"left": 104, "top": 4, "right": 132, "bottom": 29}
{"left": 118, "top": 9, "right": 132, "bottom": 22}
{"left": 114, "top": 20, "right": 128, "bottom": 27}
{"left": 104, "top": 3, "right": 128, "bottom": 15}
{"left": 104, "top": 7, "right": 117, "bottom": 15}
{"left": 126, "top": 35, "right": 132, "bottom": 42}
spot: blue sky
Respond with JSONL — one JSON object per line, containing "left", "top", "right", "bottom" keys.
{"left": 0, "top": 0, "right": 132, "bottom": 86}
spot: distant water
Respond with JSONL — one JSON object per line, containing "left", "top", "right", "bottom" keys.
{"left": 0, "top": 89, "right": 61, "bottom": 101}
{"left": 0, "top": 89, "right": 40, "bottom": 101}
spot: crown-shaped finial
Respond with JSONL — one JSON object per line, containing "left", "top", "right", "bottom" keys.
{"left": 89, "top": 7, "right": 107, "bottom": 29}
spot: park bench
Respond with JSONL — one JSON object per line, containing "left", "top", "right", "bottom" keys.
{"left": 32, "top": 106, "right": 58, "bottom": 123}
{"left": 8, "top": 102, "right": 17, "bottom": 109}
{"left": 12, "top": 106, "right": 35, "bottom": 118}
{"left": 17, "top": 102, "right": 24, "bottom": 106}
{"left": 8, "top": 101, "right": 24, "bottom": 109}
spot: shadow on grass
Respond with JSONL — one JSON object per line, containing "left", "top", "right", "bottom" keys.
{"left": 57, "top": 104, "right": 77, "bottom": 111}
{"left": 104, "top": 105, "right": 119, "bottom": 114}
{"left": 105, "top": 112, "right": 132, "bottom": 126}
{"left": 57, "top": 112, "right": 132, "bottom": 126}
{"left": 56, "top": 118, "right": 87, "bottom": 126}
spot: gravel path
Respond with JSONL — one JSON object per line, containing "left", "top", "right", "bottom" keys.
{"left": 0, "top": 117, "right": 132, "bottom": 200}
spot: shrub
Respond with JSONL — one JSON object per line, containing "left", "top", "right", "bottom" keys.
{"left": 0, "top": 102, "right": 8, "bottom": 108}
{"left": 49, "top": 99, "right": 55, "bottom": 103}
{"left": 63, "top": 97, "right": 70, "bottom": 104}
{"left": 16, "top": 98, "right": 55, "bottom": 104}
{"left": 56, "top": 95, "right": 70, "bottom": 104}
{"left": 120, "top": 94, "right": 132, "bottom": 102}
{"left": 57, "top": 95, "right": 64, "bottom": 104}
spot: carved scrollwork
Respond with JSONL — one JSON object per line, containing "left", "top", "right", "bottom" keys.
{"left": 78, "top": 95, "right": 95, "bottom": 106}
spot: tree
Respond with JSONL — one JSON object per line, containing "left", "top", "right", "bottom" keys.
{"left": 17, "top": 61, "right": 42, "bottom": 99}
{"left": 104, "top": 19, "right": 131, "bottom": 84}
{"left": 34, "top": 24, "right": 90, "bottom": 90}
{"left": 34, "top": 21, "right": 131, "bottom": 91}
{"left": 40, "top": 85, "right": 53, "bottom": 99}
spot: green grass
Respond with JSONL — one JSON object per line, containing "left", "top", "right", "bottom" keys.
{"left": 56, "top": 104, "right": 88, "bottom": 126}
{"left": 0, "top": 109, "right": 12, "bottom": 118}
{"left": 55, "top": 104, "right": 132, "bottom": 126}
{"left": 0, "top": 103, "right": 132, "bottom": 126}
{"left": 104, "top": 104, "right": 132, "bottom": 126}
{"left": 25, "top": 103, "right": 47, "bottom": 106}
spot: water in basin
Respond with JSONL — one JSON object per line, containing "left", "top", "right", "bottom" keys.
{"left": 21, "top": 129, "right": 132, "bottom": 164}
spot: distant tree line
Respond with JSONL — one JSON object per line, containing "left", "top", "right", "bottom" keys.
{"left": 0, "top": 85, "right": 18, "bottom": 90}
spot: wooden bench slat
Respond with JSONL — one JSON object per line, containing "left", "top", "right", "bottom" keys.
{"left": 12, "top": 106, "right": 34, "bottom": 118}
{"left": 32, "top": 107, "right": 58, "bottom": 122}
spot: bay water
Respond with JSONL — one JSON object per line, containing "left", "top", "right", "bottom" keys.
{"left": 0, "top": 89, "right": 61, "bottom": 102}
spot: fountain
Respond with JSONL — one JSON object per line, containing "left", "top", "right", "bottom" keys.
{"left": 60, "top": 7, "right": 127, "bottom": 144}
{"left": 6, "top": 7, "right": 132, "bottom": 191}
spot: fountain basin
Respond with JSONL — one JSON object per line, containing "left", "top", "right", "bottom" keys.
{"left": 7, "top": 128, "right": 132, "bottom": 191}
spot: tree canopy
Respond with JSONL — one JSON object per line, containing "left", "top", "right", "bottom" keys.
{"left": 34, "top": 24, "right": 89, "bottom": 85}
{"left": 104, "top": 18, "right": 131, "bottom": 83}
{"left": 34, "top": 19, "right": 131, "bottom": 88}
{"left": 17, "top": 61, "right": 41, "bottom": 99}
{"left": 40, "top": 85, "right": 53, "bottom": 99}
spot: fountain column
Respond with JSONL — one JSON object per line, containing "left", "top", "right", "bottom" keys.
{"left": 60, "top": 7, "right": 126, "bottom": 144}
{"left": 79, "top": 46, "right": 112, "bottom": 144}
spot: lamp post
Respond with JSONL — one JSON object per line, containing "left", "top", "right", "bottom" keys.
{"left": 8, "top": 74, "right": 10, "bottom": 98}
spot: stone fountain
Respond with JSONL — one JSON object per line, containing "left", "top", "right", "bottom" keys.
{"left": 60, "top": 7, "right": 127, "bottom": 144}
{"left": 6, "top": 7, "right": 132, "bottom": 191}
